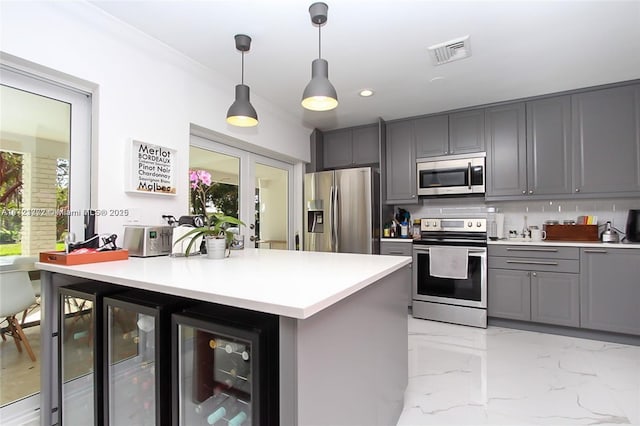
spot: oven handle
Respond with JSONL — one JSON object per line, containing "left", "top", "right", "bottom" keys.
{"left": 413, "top": 247, "right": 487, "bottom": 255}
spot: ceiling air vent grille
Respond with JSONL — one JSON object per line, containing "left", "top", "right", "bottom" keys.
{"left": 428, "top": 35, "right": 471, "bottom": 65}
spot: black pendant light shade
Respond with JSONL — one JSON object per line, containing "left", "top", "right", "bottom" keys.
{"left": 227, "top": 34, "right": 258, "bottom": 127}
{"left": 302, "top": 2, "right": 338, "bottom": 111}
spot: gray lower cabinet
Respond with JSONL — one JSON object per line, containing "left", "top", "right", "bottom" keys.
{"left": 385, "top": 120, "right": 417, "bottom": 204}
{"left": 488, "top": 245, "right": 580, "bottom": 327}
{"left": 580, "top": 248, "right": 640, "bottom": 336}
{"left": 572, "top": 84, "right": 640, "bottom": 195}
{"left": 488, "top": 268, "right": 531, "bottom": 321}
{"left": 381, "top": 241, "right": 413, "bottom": 307}
{"left": 531, "top": 271, "right": 580, "bottom": 327}
{"left": 322, "top": 124, "right": 379, "bottom": 169}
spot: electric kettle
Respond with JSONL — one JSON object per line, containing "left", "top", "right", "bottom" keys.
{"left": 600, "top": 221, "right": 619, "bottom": 243}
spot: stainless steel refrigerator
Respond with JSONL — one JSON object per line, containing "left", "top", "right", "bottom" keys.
{"left": 304, "top": 167, "right": 380, "bottom": 254}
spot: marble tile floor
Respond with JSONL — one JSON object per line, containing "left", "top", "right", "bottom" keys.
{"left": 397, "top": 317, "right": 640, "bottom": 425}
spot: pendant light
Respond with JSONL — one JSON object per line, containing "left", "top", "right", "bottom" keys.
{"left": 301, "top": 2, "right": 338, "bottom": 111}
{"left": 227, "top": 34, "right": 258, "bottom": 127}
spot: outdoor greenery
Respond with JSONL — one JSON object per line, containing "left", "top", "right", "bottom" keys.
{"left": 0, "top": 151, "right": 69, "bottom": 254}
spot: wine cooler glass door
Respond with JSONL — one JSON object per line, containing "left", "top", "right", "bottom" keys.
{"left": 176, "top": 316, "right": 259, "bottom": 426}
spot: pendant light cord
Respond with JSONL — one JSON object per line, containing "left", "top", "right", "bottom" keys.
{"left": 241, "top": 51, "right": 245, "bottom": 85}
{"left": 318, "top": 24, "right": 322, "bottom": 59}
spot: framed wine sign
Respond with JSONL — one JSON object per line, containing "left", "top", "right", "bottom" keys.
{"left": 127, "top": 139, "right": 177, "bottom": 196}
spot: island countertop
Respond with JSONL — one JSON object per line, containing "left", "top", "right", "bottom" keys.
{"left": 36, "top": 248, "right": 411, "bottom": 319}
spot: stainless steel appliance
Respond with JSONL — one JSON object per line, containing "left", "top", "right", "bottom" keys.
{"left": 304, "top": 167, "right": 380, "bottom": 254}
{"left": 412, "top": 217, "right": 487, "bottom": 328}
{"left": 123, "top": 225, "right": 173, "bottom": 257}
{"left": 416, "top": 153, "right": 485, "bottom": 196}
{"left": 626, "top": 209, "right": 640, "bottom": 242}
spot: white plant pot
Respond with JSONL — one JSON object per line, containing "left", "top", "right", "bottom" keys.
{"left": 205, "top": 237, "right": 228, "bottom": 259}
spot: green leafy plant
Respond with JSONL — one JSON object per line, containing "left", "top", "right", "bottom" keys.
{"left": 173, "top": 212, "right": 245, "bottom": 256}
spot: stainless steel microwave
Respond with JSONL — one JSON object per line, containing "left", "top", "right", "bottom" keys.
{"left": 416, "top": 153, "right": 486, "bottom": 196}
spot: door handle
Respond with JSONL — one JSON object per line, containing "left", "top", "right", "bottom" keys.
{"left": 467, "top": 162, "right": 472, "bottom": 190}
{"left": 250, "top": 236, "right": 257, "bottom": 242}
{"left": 333, "top": 185, "right": 339, "bottom": 253}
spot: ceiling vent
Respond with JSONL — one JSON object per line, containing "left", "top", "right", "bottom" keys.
{"left": 428, "top": 35, "right": 471, "bottom": 65}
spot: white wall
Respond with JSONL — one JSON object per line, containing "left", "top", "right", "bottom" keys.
{"left": 0, "top": 1, "right": 311, "bottom": 236}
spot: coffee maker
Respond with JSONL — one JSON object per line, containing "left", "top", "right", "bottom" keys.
{"left": 625, "top": 209, "right": 640, "bottom": 242}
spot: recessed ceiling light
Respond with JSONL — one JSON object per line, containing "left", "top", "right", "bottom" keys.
{"left": 359, "top": 89, "right": 374, "bottom": 97}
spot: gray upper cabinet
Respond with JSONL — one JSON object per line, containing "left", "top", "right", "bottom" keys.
{"left": 352, "top": 125, "right": 380, "bottom": 165}
{"left": 527, "top": 96, "right": 573, "bottom": 195}
{"left": 449, "top": 109, "right": 486, "bottom": 154}
{"left": 572, "top": 84, "right": 640, "bottom": 195}
{"left": 322, "top": 124, "right": 379, "bottom": 169}
{"left": 580, "top": 248, "right": 640, "bottom": 336}
{"left": 385, "top": 120, "right": 417, "bottom": 204}
{"left": 414, "top": 115, "right": 449, "bottom": 158}
{"left": 485, "top": 103, "right": 527, "bottom": 197}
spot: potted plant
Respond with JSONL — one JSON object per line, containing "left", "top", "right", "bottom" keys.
{"left": 173, "top": 212, "right": 245, "bottom": 258}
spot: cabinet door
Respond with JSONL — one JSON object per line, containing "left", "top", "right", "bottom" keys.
{"left": 580, "top": 248, "right": 640, "bottom": 335}
{"left": 526, "top": 96, "right": 573, "bottom": 195}
{"left": 352, "top": 125, "right": 379, "bottom": 165}
{"left": 414, "top": 115, "right": 449, "bottom": 158}
{"left": 531, "top": 271, "right": 579, "bottom": 327}
{"left": 488, "top": 268, "right": 531, "bottom": 321}
{"left": 572, "top": 84, "right": 640, "bottom": 195}
{"left": 323, "top": 129, "right": 352, "bottom": 169}
{"left": 485, "top": 103, "right": 527, "bottom": 197}
{"left": 449, "top": 109, "right": 485, "bottom": 154}
{"left": 385, "top": 120, "right": 417, "bottom": 204}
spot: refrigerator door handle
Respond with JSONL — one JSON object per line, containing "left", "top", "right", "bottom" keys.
{"left": 333, "top": 184, "right": 339, "bottom": 253}
{"left": 329, "top": 185, "right": 335, "bottom": 252}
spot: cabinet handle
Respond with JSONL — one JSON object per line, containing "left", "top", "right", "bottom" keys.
{"left": 575, "top": 188, "right": 580, "bottom": 192}
{"left": 583, "top": 249, "right": 607, "bottom": 254}
{"left": 522, "top": 190, "right": 526, "bottom": 194}
{"left": 388, "top": 251, "right": 405, "bottom": 255}
{"left": 506, "top": 260, "right": 559, "bottom": 266}
{"left": 529, "top": 190, "right": 533, "bottom": 194}
{"left": 532, "top": 272, "right": 537, "bottom": 277}
{"left": 506, "top": 247, "right": 558, "bottom": 252}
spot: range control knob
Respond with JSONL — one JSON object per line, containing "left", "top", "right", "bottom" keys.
{"left": 476, "top": 221, "right": 482, "bottom": 227}
{"left": 467, "top": 221, "right": 473, "bottom": 228}
{"left": 432, "top": 221, "right": 437, "bottom": 227}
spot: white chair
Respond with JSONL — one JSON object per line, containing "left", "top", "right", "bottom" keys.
{"left": 0, "top": 270, "right": 37, "bottom": 361}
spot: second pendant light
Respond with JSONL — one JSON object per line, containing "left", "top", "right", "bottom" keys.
{"left": 301, "top": 2, "right": 338, "bottom": 112}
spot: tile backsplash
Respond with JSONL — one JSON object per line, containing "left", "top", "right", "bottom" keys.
{"left": 398, "top": 197, "right": 640, "bottom": 237}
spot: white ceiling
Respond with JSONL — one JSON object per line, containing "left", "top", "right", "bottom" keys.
{"left": 90, "top": 1, "right": 639, "bottom": 131}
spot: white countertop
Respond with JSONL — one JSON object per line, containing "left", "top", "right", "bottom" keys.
{"left": 36, "top": 249, "right": 411, "bottom": 320}
{"left": 488, "top": 239, "right": 640, "bottom": 249}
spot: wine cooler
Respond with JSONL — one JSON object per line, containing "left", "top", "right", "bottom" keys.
{"left": 103, "top": 289, "right": 191, "bottom": 426}
{"left": 172, "top": 304, "right": 279, "bottom": 426}
{"left": 58, "top": 282, "right": 125, "bottom": 426}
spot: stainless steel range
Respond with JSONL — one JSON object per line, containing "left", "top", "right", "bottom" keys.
{"left": 412, "top": 217, "right": 487, "bottom": 328}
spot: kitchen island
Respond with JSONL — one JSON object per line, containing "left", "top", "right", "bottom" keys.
{"left": 37, "top": 248, "right": 411, "bottom": 426}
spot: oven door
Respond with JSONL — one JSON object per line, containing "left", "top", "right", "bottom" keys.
{"left": 416, "top": 156, "right": 485, "bottom": 196}
{"left": 412, "top": 245, "right": 487, "bottom": 308}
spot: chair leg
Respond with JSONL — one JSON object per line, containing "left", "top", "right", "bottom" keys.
{"left": 9, "top": 316, "right": 36, "bottom": 362}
